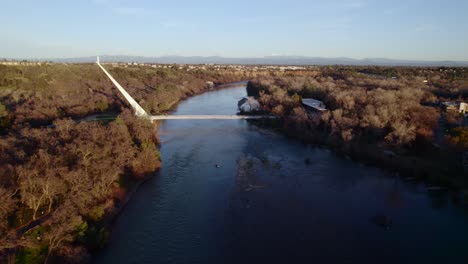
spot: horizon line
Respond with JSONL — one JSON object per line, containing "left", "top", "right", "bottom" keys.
{"left": 1, "top": 54, "right": 468, "bottom": 63}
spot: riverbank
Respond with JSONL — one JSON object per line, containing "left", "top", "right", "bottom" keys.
{"left": 246, "top": 74, "right": 468, "bottom": 194}
{"left": 255, "top": 118, "right": 463, "bottom": 187}
{"left": 156, "top": 81, "right": 250, "bottom": 116}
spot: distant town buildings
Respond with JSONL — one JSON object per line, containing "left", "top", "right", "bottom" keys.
{"left": 101, "top": 62, "right": 312, "bottom": 73}
{"left": 0, "top": 61, "right": 44, "bottom": 66}
{"left": 0, "top": 58, "right": 315, "bottom": 73}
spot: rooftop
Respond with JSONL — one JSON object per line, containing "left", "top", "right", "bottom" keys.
{"left": 302, "top": 98, "right": 327, "bottom": 112}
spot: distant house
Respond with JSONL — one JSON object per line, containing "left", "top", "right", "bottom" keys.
{"left": 441, "top": 101, "right": 459, "bottom": 111}
{"left": 302, "top": 98, "right": 327, "bottom": 112}
{"left": 206, "top": 81, "right": 214, "bottom": 88}
{"left": 460, "top": 103, "right": 468, "bottom": 114}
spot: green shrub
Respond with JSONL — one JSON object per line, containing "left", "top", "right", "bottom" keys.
{"left": 88, "top": 206, "right": 105, "bottom": 222}
{"left": 0, "top": 102, "right": 7, "bottom": 117}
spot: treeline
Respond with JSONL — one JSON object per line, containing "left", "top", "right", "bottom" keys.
{"left": 248, "top": 66, "right": 467, "bottom": 187}
{"left": 318, "top": 66, "right": 468, "bottom": 100}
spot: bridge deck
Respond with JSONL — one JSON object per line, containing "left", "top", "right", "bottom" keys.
{"left": 150, "top": 115, "right": 277, "bottom": 121}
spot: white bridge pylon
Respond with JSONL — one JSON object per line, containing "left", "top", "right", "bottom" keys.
{"left": 97, "top": 56, "right": 149, "bottom": 118}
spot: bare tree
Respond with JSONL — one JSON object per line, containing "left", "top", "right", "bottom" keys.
{"left": 43, "top": 203, "right": 83, "bottom": 264}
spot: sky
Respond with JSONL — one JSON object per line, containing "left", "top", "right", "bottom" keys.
{"left": 1, "top": 0, "right": 468, "bottom": 60}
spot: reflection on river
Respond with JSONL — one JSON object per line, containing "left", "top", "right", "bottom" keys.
{"left": 95, "top": 85, "right": 468, "bottom": 264}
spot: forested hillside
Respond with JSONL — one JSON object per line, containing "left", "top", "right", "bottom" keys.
{"left": 0, "top": 63, "right": 248, "bottom": 263}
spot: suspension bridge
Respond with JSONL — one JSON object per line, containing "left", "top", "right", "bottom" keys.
{"left": 96, "top": 57, "right": 276, "bottom": 121}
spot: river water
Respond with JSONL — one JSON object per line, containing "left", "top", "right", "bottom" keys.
{"left": 95, "top": 84, "right": 468, "bottom": 264}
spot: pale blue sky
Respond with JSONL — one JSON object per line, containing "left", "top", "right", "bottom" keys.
{"left": 1, "top": 0, "right": 467, "bottom": 60}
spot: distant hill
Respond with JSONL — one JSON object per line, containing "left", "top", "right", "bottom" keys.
{"left": 4, "top": 55, "right": 468, "bottom": 67}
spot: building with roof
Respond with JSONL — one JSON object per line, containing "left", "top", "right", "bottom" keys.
{"left": 302, "top": 98, "right": 327, "bottom": 112}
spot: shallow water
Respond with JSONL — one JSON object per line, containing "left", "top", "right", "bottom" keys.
{"left": 95, "top": 85, "right": 468, "bottom": 264}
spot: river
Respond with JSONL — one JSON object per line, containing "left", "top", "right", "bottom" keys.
{"left": 95, "top": 84, "right": 468, "bottom": 264}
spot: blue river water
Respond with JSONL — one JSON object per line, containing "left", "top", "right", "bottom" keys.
{"left": 95, "top": 84, "right": 468, "bottom": 264}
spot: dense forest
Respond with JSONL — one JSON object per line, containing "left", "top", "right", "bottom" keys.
{"left": 248, "top": 66, "right": 468, "bottom": 188}
{"left": 1, "top": 63, "right": 468, "bottom": 263}
{"left": 0, "top": 63, "right": 249, "bottom": 263}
